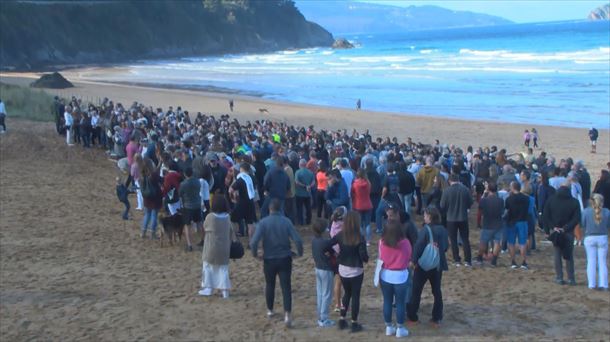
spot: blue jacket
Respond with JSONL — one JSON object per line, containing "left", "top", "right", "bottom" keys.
{"left": 325, "top": 180, "right": 349, "bottom": 210}
{"left": 263, "top": 166, "right": 290, "bottom": 200}
{"left": 250, "top": 212, "right": 303, "bottom": 259}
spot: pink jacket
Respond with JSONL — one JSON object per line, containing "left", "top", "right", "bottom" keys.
{"left": 379, "top": 239, "right": 412, "bottom": 270}
{"left": 330, "top": 220, "right": 343, "bottom": 254}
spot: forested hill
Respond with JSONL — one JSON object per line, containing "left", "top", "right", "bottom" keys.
{"left": 0, "top": 0, "right": 334, "bottom": 70}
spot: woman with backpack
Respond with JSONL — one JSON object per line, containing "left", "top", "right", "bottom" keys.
{"left": 407, "top": 206, "right": 449, "bottom": 327}
{"left": 141, "top": 157, "right": 163, "bottom": 239}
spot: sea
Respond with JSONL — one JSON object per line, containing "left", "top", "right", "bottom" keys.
{"left": 98, "top": 20, "right": 610, "bottom": 128}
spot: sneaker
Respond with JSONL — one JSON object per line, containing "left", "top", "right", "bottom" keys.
{"left": 284, "top": 313, "right": 292, "bottom": 328}
{"left": 429, "top": 320, "right": 442, "bottom": 329}
{"left": 140, "top": 232, "right": 147, "bottom": 239}
{"left": 198, "top": 288, "right": 213, "bottom": 296}
{"left": 197, "top": 239, "right": 204, "bottom": 247}
{"left": 396, "top": 326, "right": 409, "bottom": 338}
{"left": 385, "top": 325, "right": 396, "bottom": 336}
{"left": 338, "top": 319, "right": 348, "bottom": 330}
{"left": 454, "top": 262, "right": 461, "bottom": 268}
{"left": 405, "top": 320, "right": 419, "bottom": 327}
{"left": 221, "top": 290, "right": 229, "bottom": 299}
{"left": 500, "top": 249, "right": 507, "bottom": 254}
{"left": 266, "top": 311, "right": 275, "bottom": 318}
{"left": 511, "top": 260, "right": 518, "bottom": 269}
{"left": 366, "top": 242, "right": 371, "bottom": 247}
{"left": 464, "top": 262, "right": 472, "bottom": 268}
{"left": 599, "top": 287, "right": 609, "bottom": 292}
{"left": 568, "top": 279, "right": 576, "bottom": 286}
{"left": 520, "top": 262, "right": 529, "bottom": 270}
{"left": 350, "top": 321, "right": 363, "bottom": 333}
{"left": 318, "top": 319, "right": 336, "bottom": 328}
{"left": 186, "top": 245, "right": 193, "bottom": 252}
{"left": 554, "top": 279, "right": 565, "bottom": 285}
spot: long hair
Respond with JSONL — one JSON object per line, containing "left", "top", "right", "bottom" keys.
{"left": 141, "top": 157, "right": 155, "bottom": 178}
{"left": 591, "top": 193, "right": 604, "bottom": 225}
{"left": 341, "top": 211, "right": 362, "bottom": 246}
{"left": 382, "top": 219, "right": 405, "bottom": 248}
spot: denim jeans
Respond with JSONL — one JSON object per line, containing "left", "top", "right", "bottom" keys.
{"left": 584, "top": 235, "right": 608, "bottom": 289}
{"left": 315, "top": 268, "right": 334, "bottom": 321}
{"left": 121, "top": 199, "right": 130, "bottom": 220}
{"left": 141, "top": 208, "right": 158, "bottom": 234}
{"left": 381, "top": 278, "right": 408, "bottom": 325}
{"left": 295, "top": 196, "right": 312, "bottom": 225}
{"left": 375, "top": 199, "right": 389, "bottom": 233}
{"left": 400, "top": 192, "right": 413, "bottom": 216}
{"left": 357, "top": 209, "right": 372, "bottom": 242}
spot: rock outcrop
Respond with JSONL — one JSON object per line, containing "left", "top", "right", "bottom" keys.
{"left": 30, "top": 72, "right": 74, "bottom": 89}
{"left": 0, "top": 0, "right": 334, "bottom": 70}
{"left": 332, "top": 38, "right": 355, "bottom": 49}
{"left": 588, "top": 4, "right": 610, "bottom": 20}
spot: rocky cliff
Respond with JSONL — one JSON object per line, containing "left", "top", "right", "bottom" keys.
{"left": 588, "top": 3, "right": 610, "bottom": 20}
{"left": 0, "top": 0, "right": 334, "bottom": 70}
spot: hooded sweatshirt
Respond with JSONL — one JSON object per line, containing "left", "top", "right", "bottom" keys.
{"left": 351, "top": 178, "right": 373, "bottom": 211}
{"left": 416, "top": 166, "right": 439, "bottom": 194}
{"left": 542, "top": 186, "right": 581, "bottom": 235}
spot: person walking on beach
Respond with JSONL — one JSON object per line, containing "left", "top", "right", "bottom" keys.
{"left": 505, "top": 181, "right": 530, "bottom": 269}
{"left": 180, "top": 167, "right": 202, "bottom": 252}
{"left": 250, "top": 199, "right": 304, "bottom": 327}
{"left": 440, "top": 173, "right": 473, "bottom": 267}
{"left": 588, "top": 127, "right": 598, "bottom": 153}
{"left": 523, "top": 130, "right": 530, "bottom": 147}
{"left": 356, "top": 99, "right": 361, "bottom": 111}
{"left": 229, "top": 99, "right": 234, "bottom": 112}
{"left": 0, "top": 98, "right": 7, "bottom": 133}
{"left": 531, "top": 128, "right": 539, "bottom": 148}
{"left": 543, "top": 184, "right": 581, "bottom": 285}
{"left": 581, "top": 194, "right": 609, "bottom": 291}
{"left": 311, "top": 218, "right": 336, "bottom": 327}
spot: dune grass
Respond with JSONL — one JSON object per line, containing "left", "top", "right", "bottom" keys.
{"left": 0, "top": 82, "right": 55, "bottom": 122}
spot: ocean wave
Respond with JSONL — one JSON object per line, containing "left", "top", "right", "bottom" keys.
{"left": 458, "top": 47, "right": 610, "bottom": 63}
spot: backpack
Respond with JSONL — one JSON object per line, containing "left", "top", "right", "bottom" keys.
{"left": 418, "top": 225, "right": 440, "bottom": 271}
{"left": 141, "top": 175, "right": 159, "bottom": 199}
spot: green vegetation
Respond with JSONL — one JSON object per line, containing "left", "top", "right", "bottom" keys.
{"left": 0, "top": 0, "right": 333, "bottom": 70}
{"left": 0, "top": 83, "right": 54, "bottom": 122}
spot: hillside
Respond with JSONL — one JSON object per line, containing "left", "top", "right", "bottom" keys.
{"left": 296, "top": 1, "right": 512, "bottom": 34}
{"left": 588, "top": 3, "right": 610, "bottom": 20}
{"left": 0, "top": 0, "right": 333, "bottom": 70}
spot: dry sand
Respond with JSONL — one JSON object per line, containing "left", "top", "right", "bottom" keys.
{"left": 1, "top": 72, "right": 609, "bottom": 341}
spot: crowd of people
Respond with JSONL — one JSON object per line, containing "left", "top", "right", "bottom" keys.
{"left": 54, "top": 95, "right": 610, "bottom": 336}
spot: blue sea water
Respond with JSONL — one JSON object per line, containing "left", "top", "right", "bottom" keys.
{"left": 106, "top": 20, "right": 609, "bottom": 128}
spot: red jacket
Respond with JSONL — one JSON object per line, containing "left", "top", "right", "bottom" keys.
{"left": 162, "top": 171, "right": 182, "bottom": 197}
{"left": 351, "top": 178, "right": 373, "bottom": 211}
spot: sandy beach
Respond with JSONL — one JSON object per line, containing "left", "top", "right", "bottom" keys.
{"left": 0, "top": 71, "right": 609, "bottom": 341}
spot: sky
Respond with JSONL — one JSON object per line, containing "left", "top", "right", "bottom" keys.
{"left": 359, "top": 0, "right": 609, "bottom": 23}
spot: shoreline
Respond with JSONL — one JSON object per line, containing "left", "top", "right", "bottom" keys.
{"left": 1, "top": 72, "right": 608, "bottom": 175}
{"left": 3, "top": 70, "right": 608, "bottom": 132}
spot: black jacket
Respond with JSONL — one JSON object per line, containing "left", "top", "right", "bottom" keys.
{"left": 331, "top": 234, "right": 369, "bottom": 268}
{"left": 542, "top": 186, "right": 581, "bottom": 235}
{"left": 398, "top": 170, "right": 416, "bottom": 195}
{"left": 440, "top": 183, "right": 473, "bottom": 222}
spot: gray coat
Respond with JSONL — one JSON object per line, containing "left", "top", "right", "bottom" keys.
{"left": 440, "top": 182, "right": 473, "bottom": 222}
{"left": 202, "top": 213, "right": 233, "bottom": 265}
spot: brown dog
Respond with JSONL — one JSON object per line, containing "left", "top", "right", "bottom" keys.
{"left": 258, "top": 108, "right": 269, "bottom": 114}
{"left": 160, "top": 213, "right": 184, "bottom": 247}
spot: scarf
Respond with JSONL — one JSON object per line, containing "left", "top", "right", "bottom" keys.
{"left": 237, "top": 172, "right": 256, "bottom": 200}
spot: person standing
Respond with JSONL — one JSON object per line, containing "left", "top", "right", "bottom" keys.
{"left": 407, "top": 206, "right": 449, "bottom": 327}
{"left": 64, "top": 106, "right": 74, "bottom": 146}
{"left": 378, "top": 220, "right": 412, "bottom": 338}
{"left": 229, "top": 162, "right": 257, "bottom": 239}
{"left": 295, "top": 159, "right": 315, "bottom": 226}
{"left": 229, "top": 99, "right": 234, "bottom": 112}
{"left": 505, "top": 181, "right": 530, "bottom": 269}
{"left": 589, "top": 127, "right": 598, "bottom": 153}
{"left": 331, "top": 211, "right": 369, "bottom": 333}
{"left": 140, "top": 157, "right": 162, "bottom": 239}
{"left": 199, "top": 196, "right": 235, "bottom": 298}
{"left": 352, "top": 169, "right": 373, "bottom": 245}
{"left": 543, "top": 184, "right": 581, "bottom": 285}
{"left": 0, "top": 98, "right": 7, "bottom": 133}
{"left": 581, "top": 194, "right": 609, "bottom": 291}
{"left": 180, "top": 167, "right": 202, "bottom": 252}
{"left": 356, "top": 99, "right": 361, "bottom": 111}
{"left": 250, "top": 199, "right": 304, "bottom": 327}
{"left": 440, "top": 174, "right": 473, "bottom": 267}
{"left": 416, "top": 157, "right": 439, "bottom": 215}
{"left": 311, "top": 218, "right": 336, "bottom": 327}
{"left": 316, "top": 163, "right": 330, "bottom": 218}
{"left": 476, "top": 182, "right": 504, "bottom": 267}
{"left": 261, "top": 154, "right": 290, "bottom": 218}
